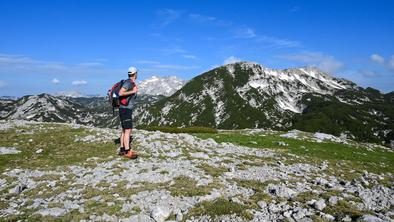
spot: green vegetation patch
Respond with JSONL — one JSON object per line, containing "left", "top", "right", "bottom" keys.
{"left": 185, "top": 197, "right": 252, "bottom": 221}
{"left": 139, "top": 126, "right": 217, "bottom": 134}
{"left": 197, "top": 163, "right": 228, "bottom": 178}
{"left": 0, "top": 124, "right": 118, "bottom": 173}
{"left": 234, "top": 179, "right": 275, "bottom": 207}
{"left": 193, "top": 132, "right": 394, "bottom": 174}
{"left": 169, "top": 176, "right": 222, "bottom": 197}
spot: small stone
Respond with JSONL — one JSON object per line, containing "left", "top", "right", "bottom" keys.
{"left": 176, "top": 212, "right": 183, "bottom": 221}
{"left": 359, "top": 215, "right": 384, "bottom": 222}
{"left": 276, "top": 141, "right": 289, "bottom": 146}
{"left": 342, "top": 215, "right": 352, "bottom": 222}
{"left": 283, "top": 211, "right": 292, "bottom": 218}
{"left": 322, "top": 213, "right": 335, "bottom": 221}
{"left": 267, "top": 184, "right": 297, "bottom": 199}
{"left": 36, "top": 208, "right": 66, "bottom": 217}
{"left": 150, "top": 206, "right": 171, "bottom": 222}
{"left": 35, "top": 149, "right": 43, "bottom": 154}
{"left": 9, "top": 184, "right": 27, "bottom": 194}
{"left": 268, "top": 203, "right": 281, "bottom": 213}
{"left": 189, "top": 152, "right": 209, "bottom": 159}
{"left": 306, "top": 199, "right": 316, "bottom": 205}
{"left": 314, "top": 199, "right": 326, "bottom": 211}
{"left": 292, "top": 209, "right": 307, "bottom": 220}
{"left": 257, "top": 201, "right": 267, "bottom": 209}
{"left": 314, "top": 177, "right": 328, "bottom": 186}
{"left": 328, "top": 196, "right": 338, "bottom": 206}
{"left": 47, "top": 181, "right": 56, "bottom": 188}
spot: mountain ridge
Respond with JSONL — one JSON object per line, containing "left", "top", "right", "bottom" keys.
{"left": 137, "top": 61, "right": 393, "bottom": 143}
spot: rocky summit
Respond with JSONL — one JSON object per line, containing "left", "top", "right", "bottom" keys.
{"left": 0, "top": 120, "right": 393, "bottom": 221}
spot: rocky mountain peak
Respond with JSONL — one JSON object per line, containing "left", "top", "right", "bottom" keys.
{"left": 138, "top": 75, "right": 187, "bottom": 96}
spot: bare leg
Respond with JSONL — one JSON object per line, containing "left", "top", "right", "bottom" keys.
{"left": 120, "top": 129, "right": 125, "bottom": 147}
{"left": 124, "top": 128, "right": 131, "bottom": 150}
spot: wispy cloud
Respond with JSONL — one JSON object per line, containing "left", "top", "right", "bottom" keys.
{"left": 159, "top": 46, "right": 186, "bottom": 55}
{"left": 0, "top": 80, "right": 6, "bottom": 88}
{"left": 78, "top": 62, "right": 102, "bottom": 67}
{"left": 153, "top": 64, "right": 199, "bottom": 70}
{"left": 223, "top": 56, "right": 241, "bottom": 65}
{"left": 52, "top": 78, "right": 60, "bottom": 84}
{"left": 72, "top": 80, "right": 87, "bottom": 86}
{"left": 370, "top": 54, "right": 385, "bottom": 64}
{"left": 360, "top": 69, "right": 379, "bottom": 78}
{"left": 371, "top": 53, "right": 394, "bottom": 71}
{"left": 389, "top": 56, "right": 394, "bottom": 71}
{"left": 232, "top": 27, "right": 300, "bottom": 48}
{"left": 156, "top": 9, "right": 183, "bottom": 27}
{"left": 135, "top": 60, "right": 161, "bottom": 64}
{"left": 256, "top": 35, "right": 300, "bottom": 48}
{"left": 290, "top": 6, "right": 301, "bottom": 13}
{"left": 140, "top": 62, "right": 199, "bottom": 75}
{"left": 234, "top": 27, "right": 256, "bottom": 38}
{"left": 188, "top": 13, "right": 231, "bottom": 26}
{"left": 0, "top": 52, "right": 118, "bottom": 76}
{"left": 280, "top": 51, "right": 343, "bottom": 73}
{"left": 188, "top": 12, "right": 299, "bottom": 49}
{"left": 182, "top": 54, "right": 198, "bottom": 59}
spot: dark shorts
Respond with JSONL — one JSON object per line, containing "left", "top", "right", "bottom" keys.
{"left": 119, "top": 108, "right": 133, "bottom": 129}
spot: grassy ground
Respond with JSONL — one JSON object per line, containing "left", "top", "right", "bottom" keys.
{"left": 193, "top": 131, "right": 394, "bottom": 175}
{"left": 0, "top": 124, "right": 117, "bottom": 173}
{"left": 1, "top": 123, "right": 393, "bottom": 221}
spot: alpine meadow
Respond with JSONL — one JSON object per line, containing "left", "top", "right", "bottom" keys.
{"left": 0, "top": 1, "right": 393, "bottom": 222}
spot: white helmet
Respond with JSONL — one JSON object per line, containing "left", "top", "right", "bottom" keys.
{"left": 128, "top": 66, "right": 138, "bottom": 75}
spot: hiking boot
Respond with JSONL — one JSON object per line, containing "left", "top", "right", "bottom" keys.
{"left": 118, "top": 147, "right": 126, "bottom": 156}
{"left": 124, "top": 150, "right": 138, "bottom": 159}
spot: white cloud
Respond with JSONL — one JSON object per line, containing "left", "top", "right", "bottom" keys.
{"left": 140, "top": 63, "right": 200, "bottom": 74}
{"left": 52, "top": 78, "right": 60, "bottom": 84}
{"left": 72, "top": 80, "right": 87, "bottom": 86}
{"left": 153, "top": 64, "right": 199, "bottom": 70}
{"left": 388, "top": 55, "right": 394, "bottom": 71}
{"left": 280, "top": 52, "right": 343, "bottom": 73}
{"left": 370, "top": 54, "right": 394, "bottom": 71}
{"left": 223, "top": 56, "right": 241, "bottom": 65}
{"left": 257, "top": 36, "right": 300, "bottom": 48}
{"left": 157, "top": 9, "right": 183, "bottom": 27}
{"left": 135, "top": 60, "right": 160, "bottom": 64}
{"left": 182, "top": 54, "right": 198, "bottom": 59}
{"left": 360, "top": 70, "right": 379, "bottom": 78}
{"left": 370, "top": 54, "right": 385, "bottom": 64}
{"left": 290, "top": 6, "right": 301, "bottom": 13}
{"left": 188, "top": 13, "right": 231, "bottom": 26}
{"left": 0, "top": 52, "right": 122, "bottom": 76}
{"left": 78, "top": 62, "right": 102, "bottom": 67}
{"left": 159, "top": 46, "right": 186, "bottom": 55}
{"left": 189, "top": 13, "right": 216, "bottom": 23}
{"left": 234, "top": 27, "right": 256, "bottom": 38}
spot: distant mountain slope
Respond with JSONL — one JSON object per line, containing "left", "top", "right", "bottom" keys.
{"left": 0, "top": 93, "right": 164, "bottom": 128}
{"left": 1, "top": 94, "right": 115, "bottom": 127}
{"left": 137, "top": 62, "right": 393, "bottom": 143}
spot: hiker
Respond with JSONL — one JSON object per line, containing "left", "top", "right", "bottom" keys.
{"left": 118, "top": 66, "right": 139, "bottom": 159}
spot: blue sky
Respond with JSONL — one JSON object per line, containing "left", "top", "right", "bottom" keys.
{"left": 0, "top": 0, "right": 393, "bottom": 96}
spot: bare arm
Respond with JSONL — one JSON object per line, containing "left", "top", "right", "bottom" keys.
{"left": 119, "top": 84, "right": 138, "bottom": 96}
